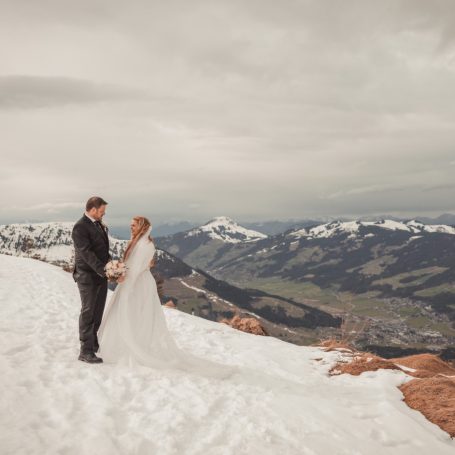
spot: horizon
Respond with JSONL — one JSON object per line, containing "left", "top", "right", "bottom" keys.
{"left": 2, "top": 210, "right": 455, "bottom": 228}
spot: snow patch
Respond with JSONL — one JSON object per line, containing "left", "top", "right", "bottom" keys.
{"left": 289, "top": 219, "right": 455, "bottom": 240}
{"left": 186, "top": 216, "right": 267, "bottom": 244}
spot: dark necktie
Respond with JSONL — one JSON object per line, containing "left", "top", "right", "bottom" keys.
{"left": 94, "top": 221, "right": 106, "bottom": 238}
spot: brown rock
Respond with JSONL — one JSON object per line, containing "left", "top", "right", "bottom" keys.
{"left": 219, "top": 314, "right": 268, "bottom": 336}
{"left": 317, "top": 339, "right": 356, "bottom": 353}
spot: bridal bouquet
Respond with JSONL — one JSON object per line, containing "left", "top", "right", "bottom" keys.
{"left": 105, "top": 260, "right": 127, "bottom": 282}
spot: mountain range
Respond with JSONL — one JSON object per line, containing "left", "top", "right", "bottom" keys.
{"left": 0, "top": 221, "right": 341, "bottom": 346}
{"left": 156, "top": 217, "right": 455, "bottom": 356}
{"left": 2, "top": 216, "right": 454, "bottom": 356}
{"left": 107, "top": 212, "right": 455, "bottom": 238}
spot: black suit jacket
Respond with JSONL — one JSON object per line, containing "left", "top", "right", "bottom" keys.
{"left": 72, "top": 214, "right": 111, "bottom": 284}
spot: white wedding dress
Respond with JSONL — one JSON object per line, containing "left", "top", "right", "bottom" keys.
{"left": 98, "top": 227, "right": 240, "bottom": 379}
{"left": 98, "top": 227, "right": 305, "bottom": 392}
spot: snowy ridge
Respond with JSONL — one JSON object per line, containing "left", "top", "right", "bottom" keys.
{"left": 0, "top": 222, "right": 167, "bottom": 265}
{"left": 186, "top": 216, "right": 267, "bottom": 244}
{"left": 289, "top": 219, "right": 455, "bottom": 240}
{"left": 1, "top": 253, "right": 454, "bottom": 454}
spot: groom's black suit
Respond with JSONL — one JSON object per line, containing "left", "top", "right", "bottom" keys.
{"left": 72, "top": 214, "right": 111, "bottom": 354}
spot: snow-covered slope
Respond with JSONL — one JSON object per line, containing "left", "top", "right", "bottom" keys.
{"left": 289, "top": 219, "right": 455, "bottom": 240}
{"left": 0, "top": 221, "right": 173, "bottom": 266}
{"left": 0, "top": 221, "right": 127, "bottom": 264}
{"left": 1, "top": 253, "right": 454, "bottom": 454}
{"left": 186, "top": 216, "right": 267, "bottom": 243}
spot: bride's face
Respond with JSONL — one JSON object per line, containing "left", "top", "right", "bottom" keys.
{"left": 130, "top": 219, "right": 141, "bottom": 237}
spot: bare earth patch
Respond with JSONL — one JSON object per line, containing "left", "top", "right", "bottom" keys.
{"left": 321, "top": 344, "right": 455, "bottom": 438}
{"left": 399, "top": 376, "right": 455, "bottom": 438}
{"left": 391, "top": 353, "right": 455, "bottom": 378}
{"left": 329, "top": 353, "right": 403, "bottom": 376}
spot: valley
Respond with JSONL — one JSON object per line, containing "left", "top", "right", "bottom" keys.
{"left": 2, "top": 217, "right": 454, "bottom": 357}
{"left": 156, "top": 217, "right": 455, "bottom": 357}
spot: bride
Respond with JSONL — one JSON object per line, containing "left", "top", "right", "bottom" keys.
{"left": 98, "top": 216, "right": 241, "bottom": 379}
{"left": 98, "top": 216, "right": 306, "bottom": 393}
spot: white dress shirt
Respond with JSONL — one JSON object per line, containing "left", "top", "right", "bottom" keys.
{"left": 85, "top": 212, "right": 97, "bottom": 223}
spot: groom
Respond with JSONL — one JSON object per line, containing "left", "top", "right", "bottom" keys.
{"left": 72, "top": 196, "right": 111, "bottom": 364}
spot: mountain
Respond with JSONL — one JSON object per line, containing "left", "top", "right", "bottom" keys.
{"left": 186, "top": 216, "right": 267, "bottom": 243}
{"left": 0, "top": 221, "right": 341, "bottom": 345}
{"left": 109, "top": 214, "right": 455, "bottom": 241}
{"left": 0, "top": 222, "right": 126, "bottom": 267}
{"left": 417, "top": 213, "right": 455, "bottom": 226}
{"left": 290, "top": 219, "right": 455, "bottom": 238}
{"left": 156, "top": 216, "right": 268, "bottom": 270}
{"left": 3, "top": 253, "right": 454, "bottom": 453}
{"left": 158, "top": 218, "right": 455, "bottom": 355}
{"left": 0, "top": 220, "right": 191, "bottom": 281}
{"left": 227, "top": 215, "right": 455, "bottom": 236}
{"left": 241, "top": 219, "right": 326, "bottom": 235}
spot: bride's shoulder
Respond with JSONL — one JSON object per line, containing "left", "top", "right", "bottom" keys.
{"left": 143, "top": 238, "right": 155, "bottom": 249}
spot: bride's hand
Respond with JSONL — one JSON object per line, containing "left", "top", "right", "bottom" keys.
{"left": 117, "top": 275, "right": 126, "bottom": 283}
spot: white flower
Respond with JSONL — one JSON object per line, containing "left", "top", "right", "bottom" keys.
{"left": 105, "top": 260, "right": 128, "bottom": 280}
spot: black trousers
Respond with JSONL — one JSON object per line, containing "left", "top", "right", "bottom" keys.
{"left": 77, "top": 279, "right": 108, "bottom": 354}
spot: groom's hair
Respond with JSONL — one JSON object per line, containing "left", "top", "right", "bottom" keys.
{"left": 86, "top": 196, "right": 108, "bottom": 211}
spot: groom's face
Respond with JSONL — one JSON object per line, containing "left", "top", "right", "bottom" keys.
{"left": 90, "top": 204, "right": 106, "bottom": 221}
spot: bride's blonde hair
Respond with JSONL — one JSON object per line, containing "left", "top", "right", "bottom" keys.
{"left": 123, "top": 216, "right": 154, "bottom": 261}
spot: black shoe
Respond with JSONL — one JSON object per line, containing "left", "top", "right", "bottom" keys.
{"left": 78, "top": 352, "right": 103, "bottom": 364}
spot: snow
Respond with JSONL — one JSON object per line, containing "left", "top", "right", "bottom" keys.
{"left": 1, "top": 253, "right": 454, "bottom": 454}
{"left": 289, "top": 219, "right": 455, "bottom": 240}
{"left": 375, "top": 220, "right": 412, "bottom": 231}
{"left": 0, "top": 221, "right": 126, "bottom": 260}
{"left": 178, "top": 279, "right": 207, "bottom": 294}
{"left": 416, "top": 224, "right": 455, "bottom": 235}
{"left": 186, "top": 216, "right": 267, "bottom": 244}
{"left": 178, "top": 279, "right": 237, "bottom": 309}
{"left": 291, "top": 221, "right": 367, "bottom": 239}
{"left": 0, "top": 221, "right": 175, "bottom": 266}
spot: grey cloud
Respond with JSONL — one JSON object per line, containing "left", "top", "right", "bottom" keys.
{"left": 6, "top": 202, "right": 83, "bottom": 212}
{"left": 1, "top": 0, "right": 455, "bottom": 224}
{"left": 0, "top": 75, "right": 145, "bottom": 109}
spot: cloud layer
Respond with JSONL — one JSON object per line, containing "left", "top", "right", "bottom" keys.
{"left": 1, "top": 0, "right": 454, "bottom": 225}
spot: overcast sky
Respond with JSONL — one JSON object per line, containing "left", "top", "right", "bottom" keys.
{"left": 1, "top": 0, "right": 455, "bottom": 227}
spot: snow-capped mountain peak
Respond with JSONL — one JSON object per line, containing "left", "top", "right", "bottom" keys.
{"left": 186, "top": 216, "right": 267, "bottom": 244}
{"left": 289, "top": 219, "right": 455, "bottom": 240}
